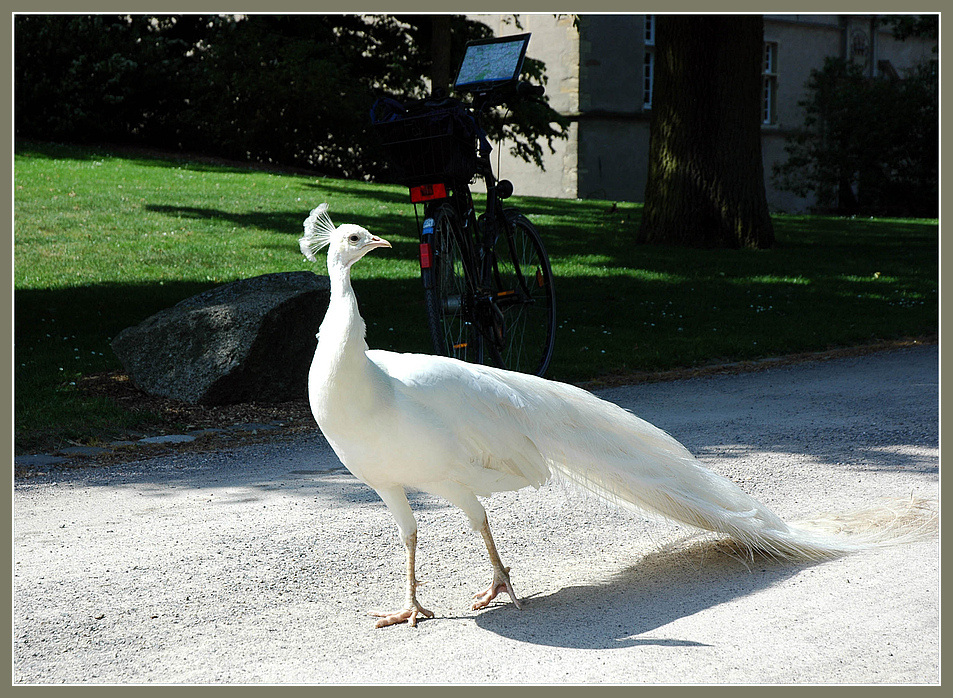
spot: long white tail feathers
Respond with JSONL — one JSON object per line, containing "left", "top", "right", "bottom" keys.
{"left": 503, "top": 373, "right": 937, "bottom": 563}
{"left": 782, "top": 496, "right": 938, "bottom": 558}
{"left": 549, "top": 455, "right": 936, "bottom": 562}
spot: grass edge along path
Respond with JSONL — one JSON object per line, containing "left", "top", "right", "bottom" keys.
{"left": 13, "top": 141, "right": 939, "bottom": 454}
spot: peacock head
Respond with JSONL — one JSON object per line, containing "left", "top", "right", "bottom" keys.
{"left": 299, "top": 203, "right": 391, "bottom": 269}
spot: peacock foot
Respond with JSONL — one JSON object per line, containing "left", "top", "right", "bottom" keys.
{"left": 472, "top": 566, "right": 523, "bottom": 611}
{"left": 371, "top": 601, "right": 434, "bottom": 628}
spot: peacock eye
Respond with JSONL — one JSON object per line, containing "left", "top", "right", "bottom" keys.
{"left": 348, "top": 233, "right": 361, "bottom": 244}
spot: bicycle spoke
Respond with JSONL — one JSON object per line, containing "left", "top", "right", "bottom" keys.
{"left": 423, "top": 203, "right": 482, "bottom": 365}
{"left": 488, "top": 211, "right": 556, "bottom": 376}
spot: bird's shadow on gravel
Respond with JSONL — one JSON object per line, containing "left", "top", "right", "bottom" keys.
{"left": 474, "top": 540, "right": 816, "bottom": 649}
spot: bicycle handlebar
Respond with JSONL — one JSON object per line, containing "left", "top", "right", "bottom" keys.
{"left": 470, "top": 80, "right": 545, "bottom": 110}
{"left": 372, "top": 80, "right": 545, "bottom": 123}
{"left": 515, "top": 81, "right": 546, "bottom": 98}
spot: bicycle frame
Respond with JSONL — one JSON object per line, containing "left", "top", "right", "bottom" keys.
{"left": 374, "top": 81, "right": 555, "bottom": 374}
{"left": 411, "top": 153, "right": 536, "bottom": 367}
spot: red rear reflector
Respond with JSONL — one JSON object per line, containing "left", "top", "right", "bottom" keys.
{"left": 419, "top": 242, "right": 433, "bottom": 269}
{"left": 410, "top": 183, "right": 447, "bottom": 203}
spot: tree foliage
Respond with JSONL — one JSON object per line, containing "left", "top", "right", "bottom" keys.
{"left": 15, "top": 15, "right": 199, "bottom": 145}
{"left": 879, "top": 14, "right": 938, "bottom": 42}
{"left": 772, "top": 57, "right": 938, "bottom": 217}
{"left": 14, "top": 14, "right": 567, "bottom": 179}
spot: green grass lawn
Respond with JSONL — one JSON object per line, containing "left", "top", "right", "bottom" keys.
{"left": 14, "top": 140, "right": 938, "bottom": 453}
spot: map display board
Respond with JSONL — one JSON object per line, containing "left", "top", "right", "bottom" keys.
{"left": 454, "top": 33, "right": 530, "bottom": 93}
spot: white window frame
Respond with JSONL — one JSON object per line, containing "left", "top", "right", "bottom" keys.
{"left": 643, "top": 15, "right": 656, "bottom": 110}
{"left": 762, "top": 41, "right": 779, "bottom": 126}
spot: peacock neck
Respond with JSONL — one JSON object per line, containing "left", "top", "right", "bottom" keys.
{"left": 310, "top": 257, "right": 384, "bottom": 427}
{"left": 320, "top": 259, "right": 368, "bottom": 367}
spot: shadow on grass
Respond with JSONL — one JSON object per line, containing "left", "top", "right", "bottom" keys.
{"left": 14, "top": 275, "right": 433, "bottom": 372}
{"left": 145, "top": 204, "right": 306, "bottom": 237}
{"left": 140, "top": 204, "right": 429, "bottom": 274}
{"left": 142, "top": 199, "right": 425, "bottom": 244}
{"left": 14, "top": 213, "right": 939, "bottom": 450}
{"left": 13, "top": 275, "right": 433, "bottom": 452}
{"left": 14, "top": 139, "right": 938, "bottom": 450}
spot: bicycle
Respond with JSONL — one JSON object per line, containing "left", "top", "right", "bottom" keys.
{"left": 372, "top": 34, "right": 556, "bottom": 377}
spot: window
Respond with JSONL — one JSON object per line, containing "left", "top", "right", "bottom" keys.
{"left": 762, "top": 42, "right": 779, "bottom": 125}
{"left": 643, "top": 15, "right": 655, "bottom": 109}
{"left": 850, "top": 29, "right": 869, "bottom": 69}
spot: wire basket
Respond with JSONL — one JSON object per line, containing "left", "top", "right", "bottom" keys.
{"left": 375, "top": 108, "right": 478, "bottom": 186}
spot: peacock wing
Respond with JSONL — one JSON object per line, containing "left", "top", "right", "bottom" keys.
{"left": 366, "top": 350, "right": 552, "bottom": 494}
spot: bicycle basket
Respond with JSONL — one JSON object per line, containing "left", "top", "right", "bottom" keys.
{"left": 374, "top": 108, "right": 478, "bottom": 186}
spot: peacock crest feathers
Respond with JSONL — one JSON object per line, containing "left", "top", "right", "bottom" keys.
{"left": 299, "top": 202, "right": 336, "bottom": 262}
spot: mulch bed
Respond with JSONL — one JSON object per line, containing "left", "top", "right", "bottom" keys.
{"left": 14, "top": 372, "right": 317, "bottom": 474}
{"left": 77, "top": 370, "right": 315, "bottom": 436}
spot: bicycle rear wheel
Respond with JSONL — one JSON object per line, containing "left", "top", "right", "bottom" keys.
{"left": 486, "top": 209, "right": 556, "bottom": 376}
{"left": 422, "top": 202, "right": 482, "bottom": 364}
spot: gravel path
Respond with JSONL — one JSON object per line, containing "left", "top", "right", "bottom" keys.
{"left": 13, "top": 345, "right": 938, "bottom": 684}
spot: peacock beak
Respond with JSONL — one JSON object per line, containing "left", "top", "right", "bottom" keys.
{"left": 368, "top": 235, "right": 392, "bottom": 250}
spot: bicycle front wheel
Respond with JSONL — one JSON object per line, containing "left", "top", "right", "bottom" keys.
{"left": 486, "top": 209, "right": 556, "bottom": 376}
{"left": 422, "top": 202, "right": 482, "bottom": 365}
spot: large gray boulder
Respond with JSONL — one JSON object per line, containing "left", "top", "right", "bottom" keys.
{"left": 111, "top": 272, "right": 330, "bottom": 405}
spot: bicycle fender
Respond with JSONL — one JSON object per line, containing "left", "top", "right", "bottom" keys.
{"left": 420, "top": 217, "right": 435, "bottom": 290}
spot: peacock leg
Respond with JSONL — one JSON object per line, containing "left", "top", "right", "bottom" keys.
{"left": 371, "top": 487, "right": 434, "bottom": 628}
{"left": 420, "top": 482, "right": 523, "bottom": 612}
{"left": 471, "top": 515, "right": 523, "bottom": 611}
{"left": 371, "top": 530, "right": 434, "bottom": 628}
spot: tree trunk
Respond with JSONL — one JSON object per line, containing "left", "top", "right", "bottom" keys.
{"left": 430, "top": 16, "right": 452, "bottom": 96}
{"left": 638, "top": 15, "right": 775, "bottom": 249}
